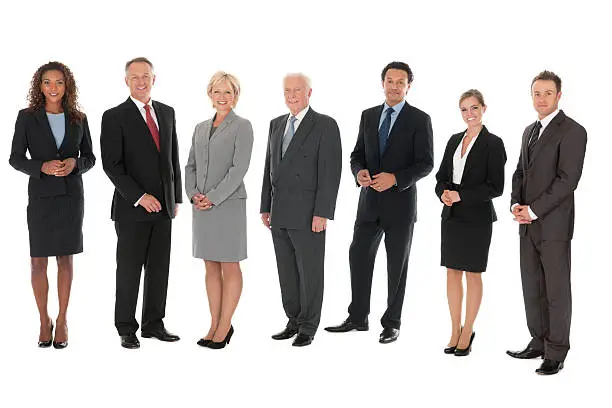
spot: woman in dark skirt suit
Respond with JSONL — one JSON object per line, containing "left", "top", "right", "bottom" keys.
{"left": 435, "top": 89, "right": 506, "bottom": 356}
{"left": 9, "top": 62, "right": 95, "bottom": 349}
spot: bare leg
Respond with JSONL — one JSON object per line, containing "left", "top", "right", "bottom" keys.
{"left": 458, "top": 271, "right": 483, "bottom": 349}
{"left": 203, "top": 261, "right": 222, "bottom": 340}
{"left": 212, "top": 262, "right": 243, "bottom": 342}
{"left": 446, "top": 268, "right": 463, "bottom": 347}
{"left": 31, "top": 257, "right": 52, "bottom": 341}
{"left": 55, "top": 255, "right": 73, "bottom": 343}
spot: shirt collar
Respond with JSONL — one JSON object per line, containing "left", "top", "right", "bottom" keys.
{"left": 383, "top": 99, "right": 406, "bottom": 115}
{"left": 539, "top": 109, "right": 560, "bottom": 129}
{"left": 290, "top": 105, "right": 310, "bottom": 121}
{"left": 130, "top": 95, "right": 153, "bottom": 110}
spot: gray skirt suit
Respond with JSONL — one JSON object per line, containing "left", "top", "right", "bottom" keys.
{"left": 185, "top": 110, "right": 254, "bottom": 261}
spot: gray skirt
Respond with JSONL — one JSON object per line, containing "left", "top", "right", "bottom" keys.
{"left": 192, "top": 198, "right": 247, "bottom": 262}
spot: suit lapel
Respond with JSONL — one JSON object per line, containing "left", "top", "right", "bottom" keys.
{"left": 209, "top": 110, "right": 236, "bottom": 143}
{"left": 371, "top": 104, "right": 384, "bottom": 163}
{"left": 382, "top": 102, "right": 409, "bottom": 157}
{"left": 282, "top": 107, "right": 315, "bottom": 161}
{"left": 528, "top": 111, "right": 565, "bottom": 166}
{"left": 57, "top": 113, "right": 73, "bottom": 154}
{"left": 460, "top": 126, "right": 488, "bottom": 183}
{"left": 127, "top": 98, "right": 159, "bottom": 154}
{"left": 34, "top": 108, "right": 59, "bottom": 152}
{"left": 447, "top": 133, "right": 463, "bottom": 180}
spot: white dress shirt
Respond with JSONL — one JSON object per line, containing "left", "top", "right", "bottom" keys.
{"left": 452, "top": 132, "right": 479, "bottom": 184}
{"left": 130, "top": 96, "right": 159, "bottom": 206}
{"left": 284, "top": 105, "right": 310, "bottom": 136}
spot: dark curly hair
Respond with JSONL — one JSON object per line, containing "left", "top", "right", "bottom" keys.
{"left": 27, "top": 61, "right": 84, "bottom": 123}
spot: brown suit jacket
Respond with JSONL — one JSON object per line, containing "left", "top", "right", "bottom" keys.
{"left": 510, "top": 110, "right": 587, "bottom": 240}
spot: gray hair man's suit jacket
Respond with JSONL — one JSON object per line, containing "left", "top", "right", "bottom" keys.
{"left": 185, "top": 110, "right": 254, "bottom": 205}
{"left": 260, "top": 107, "right": 342, "bottom": 229}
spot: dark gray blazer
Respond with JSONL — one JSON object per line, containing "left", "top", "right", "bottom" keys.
{"left": 185, "top": 110, "right": 254, "bottom": 205}
{"left": 511, "top": 110, "right": 587, "bottom": 240}
{"left": 260, "top": 107, "right": 342, "bottom": 230}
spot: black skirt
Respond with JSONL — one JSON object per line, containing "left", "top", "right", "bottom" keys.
{"left": 27, "top": 194, "right": 84, "bottom": 257}
{"left": 441, "top": 220, "right": 492, "bottom": 272}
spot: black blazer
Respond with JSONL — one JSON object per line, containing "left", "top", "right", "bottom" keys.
{"left": 260, "top": 107, "right": 342, "bottom": 230}
{"left": 9, "top": 108, "right": 95, "bottom": 198}
{"left": 101, "top": 98, "right": 183, "bottom": 222}
{"left": 350, "top": 103, "right": 434, "bottom": 223}
{"left": 435, "top": 126, "right": 506, "bottom": 224}
{"left": 511, "top": 110, "right": 587, "bottom": 240}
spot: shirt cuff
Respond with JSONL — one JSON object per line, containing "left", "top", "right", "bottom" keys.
{"left": 527, "top": 206, "right": 538, "bottom": 220}
{"left": 134, "top": 193, "right": 146, "bottom": 207}
{"left": 511, "top": 203, "right": 518, "bottom": 212}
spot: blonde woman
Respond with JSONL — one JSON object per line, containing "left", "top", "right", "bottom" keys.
{"left": 434, "top": 90, "right": 506, "bottom": 356}
{"left": 185, "top": 72, "right": 253, "bottom": 349}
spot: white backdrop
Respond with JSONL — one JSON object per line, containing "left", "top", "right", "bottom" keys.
{"left": 2, "top": 1, "right": 609, "bottom": 407}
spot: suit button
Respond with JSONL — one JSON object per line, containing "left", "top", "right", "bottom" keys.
{"left": 295, "top": 173, "right": 300, "bottom": 178}
{"left": 56, "top": 154, "right": 60, "bottom": 158}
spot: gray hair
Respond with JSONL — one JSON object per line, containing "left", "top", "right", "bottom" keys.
{"left": 283, "top": 73, "right": 312, "bottom": 90}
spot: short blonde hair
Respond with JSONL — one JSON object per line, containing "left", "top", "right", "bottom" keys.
{"left": 207, "top": 71, "right": 241, "bottom": 107}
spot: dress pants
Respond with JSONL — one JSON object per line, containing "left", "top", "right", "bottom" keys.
{"left": 114, "top": 218, "right": 172, "bottom": 335}
{"left": 520, "top": 222, "right": 572, "bottom": 362}
{"left": 271, "top": 227, "right": 325, "bottom": 337}
{"left": 348, "top": 217, "right": 414, "bottom": 329}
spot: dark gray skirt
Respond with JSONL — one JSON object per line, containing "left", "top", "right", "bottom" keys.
{"left": 441, "top": 220, "right": 492, "bottom": 272}
{"left": 27, "top": 194, "right": 84, "bottom": 257}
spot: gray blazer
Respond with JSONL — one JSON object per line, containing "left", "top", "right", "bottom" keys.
{"left": 185, "top": 110, "right": 254, "bottom": 205}
{"left": 511, "top": 110, "right": 587, "bottom": 240}
{"left": 260, "top": 107, "right": 342, "bottom": 230}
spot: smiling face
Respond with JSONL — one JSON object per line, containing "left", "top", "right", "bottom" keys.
{"left": 460, "top": 96, "right": 486, "bottom": 129}
{"left": 532, "top": 79, "right": 561, "bottom": 119}
{"left": 382, "top": 68, "right": 410, "bottom": 106}
{"left": 284, "top": 75, "right": 311, "bottom": 116}
{"left": 125, "top": 61, "right": 155, "bottom": 103}
{"left": 41, "top": 70, "right": 65, "bottom": 107}
{"left": 209, "top": 79, "right": 236, "bottom": 113}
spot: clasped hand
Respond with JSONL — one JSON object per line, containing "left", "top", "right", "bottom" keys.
{"left": 41, "top": 158, "right": 76, "bottom": 177}
{"left": 441, "top": 190, "right": 461, "bottom": 206}
{"left": 193, "top": 193, "right": 213, "bottom": 211}
{"left": 357, "top": 169, "right": 396, "bottom": 192}
{"left": 512, "top": 204, "right": 532, "bottom": 224}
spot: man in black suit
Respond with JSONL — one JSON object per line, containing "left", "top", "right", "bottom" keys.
{"left": 507, "top": 71, "right": 587, "bottom": 375}
{"left": 325, "top": 61, "right": 433, "bottom": 343}
{"left": 101, "top": 57, "right": 182, "bottom": 349}
{"left": 261, "top": 73, "right": 342, "bottom": 347}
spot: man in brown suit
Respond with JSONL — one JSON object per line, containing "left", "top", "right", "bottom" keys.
{"left": 507, "top": 70, "right": 587, "bottom": 375}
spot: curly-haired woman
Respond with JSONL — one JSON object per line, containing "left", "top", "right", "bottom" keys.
{"left": 9, "top": 61, "right": 96, "bottom": 349}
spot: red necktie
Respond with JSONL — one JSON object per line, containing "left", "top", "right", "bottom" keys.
{"left": 143, "top": 104, "right": 160, "bottom": 151}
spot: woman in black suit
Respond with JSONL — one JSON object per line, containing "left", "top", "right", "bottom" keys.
{"left": 435, "top": 89, "right": 506, "bottom": 356}
{"left": 9, "top": 62, "right": 95, "bottom": 349}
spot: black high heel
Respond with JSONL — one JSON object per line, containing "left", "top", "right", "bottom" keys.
{"left": 53, "top": 322, "right": 68, "bottom": 349}
{"left": 38, "top": 323, "right": 54, "bottom": 348}
{"left": 196, "top": 338, "right": 211, "bottom": 347}
{"left": 206, "top": 325, "right": 234, "bottom": 349}
{"left": 454, "top": 331, "right": 475, "bottom": 356}
{"left": 444, "top": 326, "right": 462, "bottom": 354}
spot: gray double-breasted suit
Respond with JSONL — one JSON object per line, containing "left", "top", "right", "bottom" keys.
{"left": 185, "top": 110, "right": 254, "bottom": 261}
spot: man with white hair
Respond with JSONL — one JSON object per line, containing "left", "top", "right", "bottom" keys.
{"left": 261, "top": 73, "right": 342, "bottom": 347}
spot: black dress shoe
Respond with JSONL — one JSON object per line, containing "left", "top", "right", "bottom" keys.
{"left": 38, "top": 323, "right": 54, "bottom": 348}
{"left": 196, "top": 338, "right": 211, "bottom": 347}
{"left": 271, "top": 327, "right": 298, "bottom": 340}
{"left": 324, "top": 318, "right": 369, "bottom": 333}
{"left": 207, "top": 325, "right": 234, "bottom": 350}
{"left": 506, "top": 346, "right": 544, "bottom": 359}
{"left": 454, "top": 331, "right": 476, "bottom": 356}
{"left": 379, "top": 327, "right": 399, "bottom": 344}
{"left": 536, "top": 359, "right": 564, "bottom": 375}
{"left": 121, "top": 334, "right": 140, "bottom": 349}
{"left": 444, "top": 345, "right": 457, "bottom": 354}
{"left": 141, "top": 328, "right": 180, "bottom": 342}
{"left": 292, "top": 334, "right": 313, "bottom": 347}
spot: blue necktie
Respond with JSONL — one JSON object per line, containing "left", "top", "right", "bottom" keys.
{"left": 379, "top": 107, "right": 394, "bottom": 157}
{"left": 282, "top": 115, "right": 297, "bottom": 158}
